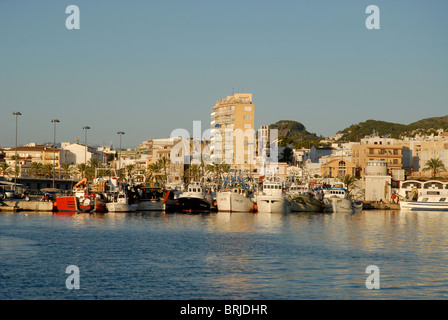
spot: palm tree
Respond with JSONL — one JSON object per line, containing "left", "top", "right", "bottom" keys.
{"left": 76, "top": 163, "right": 87, "bottom": 179}
{"left": 147, "top": 161, "right": 164, "bottom": 184}
{"left": 422, "top": 158, "right": 446, "bottom": 178}
{"left": 30, "top": 162, "right": 43, "bottom": 177}
{"left": 88, "top": 158, "right": 101, "bottom": 178}
{"left": 42, "top": 164, "right": 54, "bottom": 178}
{"left": 61, "top": 163, "right": 71, "bottom": 179}
{"left": 338, "top": 174, "right": 359, "bottom": 196}
{"left": 0, "top": 162, "right": 12, "bottom": 177}
{"left": 125, "top": 164, "right": 135, "bottom": 180}
{"left": 159, "top": 156, "right": 170, "bottom": 184}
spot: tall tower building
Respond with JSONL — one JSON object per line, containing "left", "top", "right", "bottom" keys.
{"left": 210, "top": 93, "right": 255, "bottom": 170}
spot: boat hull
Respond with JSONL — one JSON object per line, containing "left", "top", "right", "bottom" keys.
{"left": 400, "top": 201, "right": 448, "bottom": 211}
{"left": 289, "top": 195, "right": 324, "bottom": 212}
{"left": 56, "top": 196, "right": 82, "bottom": 212}
{"left": 169, "top": 197, "right": 215, "bottom": 213}
{"left": 216, "top": 191, "right": 255, "bottom": 212}
{"left": 106, "top": 202, "right": 138, "bottom": 212}
{"left": 324, "top": 198, "right": 362, "bottom": 213}
{"left": 137, "top": 200, "right": 164, "bottom": 211}
{"left": 256, "top": 196, "right": 291, "bottom": 213}
{"left": 94, "top": 198, "right": 108, "bottom": 213}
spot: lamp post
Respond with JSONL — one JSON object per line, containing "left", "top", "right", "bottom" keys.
{"left": 117, "top": 131, "right": 125, "bottom": 172}
{"left": 83, "top": 126, "right": 90, "bottom": 178}
{"left": 51, "top": 119, "right": 60, "bottom": 188}
{"left": 12, "top": 112, "right": 21, "bottom": 192}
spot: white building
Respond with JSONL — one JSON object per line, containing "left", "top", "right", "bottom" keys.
{"left": 61, "top": 142, "right": 104, "bottom": 165}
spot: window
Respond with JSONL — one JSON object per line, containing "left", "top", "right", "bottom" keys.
{"left": 244, "top": 106, "right": 251, "bottom": 111}
{"left": 244, "top": 115, "right": 251, "bottom": 120}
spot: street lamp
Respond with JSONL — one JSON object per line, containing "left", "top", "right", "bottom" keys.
{"left": 83, "top": 126, "right": 90, "bottom": 178}
{"left": 117, "top": 131, "right": 125, "bottom": 171}
{"left": 12, "top": 112, "right": 21, "bottom": 192}
{"left": 51, "top": 119, "right": 60, "bottom": 188}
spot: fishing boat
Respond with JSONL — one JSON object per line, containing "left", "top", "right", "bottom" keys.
{"left": 135, "top": 183, "right": 165, "bottom": 211}
{"left": 216, "top": 170, "right": 255, "bottom": 212}
{"left": 287, "top": 183, "right": 314, "bottom": 197}
{"left": 287, "top": 183, "right": 324, "bottom": 212}
{"left": 289, "top": 195, "right": 325, "bottom": 212}
{"left": 106, "top": 189, "right": 138, "bottom": 212}
{"left": 256, "top": 180, "right": 291, "bottom": 213}
{"left": 55, "top": 178, "right": 107, "bottom": 213}
{"left": 163, "top": 187, "right": 182, "bottom": 212}
{"left": 322, "top": 187, "right": 362, "bottom": 213}
{"left": 167, "top": 182, "right": 215, "bottom": 213}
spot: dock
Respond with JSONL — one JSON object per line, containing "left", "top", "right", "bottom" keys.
{"left": 362, "top": 201, "right": 400, "bottom": 210}
{"left": 1, "top": 200, "right": 55, "bottom": 212}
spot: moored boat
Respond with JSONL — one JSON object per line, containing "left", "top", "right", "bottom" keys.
{"left": 106, "top": 190, "right": 138, "bottom": 212}
{"left": 166, "top": 182, "right": 215, "bottom": 213}
{"left": 256, "top": 180, "right": 291, "bottom": 213}
{"left": 398, "top": 180, "right": 448, "bottom": 211}
{"left": 289, "top": 195, "right": 325, "bottom": 212}
{"left": 55, "top": 178, "right": 107, "bottom": 213}
{"left": 135, "top": 184, "right": 165, "bottom": 211}
{"left": 216, "top": 170, "right": 255, "bottom": 212}
{"left": 322, "top": 187, "right": 362, "bottom": 213}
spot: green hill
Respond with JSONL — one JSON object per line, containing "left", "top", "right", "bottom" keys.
{"left": 338, "top": 115, "right": 448, "bottom": 141}
{"left": 268, "top": 120, "right": 321, "bottom": 147}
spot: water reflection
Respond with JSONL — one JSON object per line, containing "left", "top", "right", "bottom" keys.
{"left": 2, "top": 209, "right": 448, "bottom": 299}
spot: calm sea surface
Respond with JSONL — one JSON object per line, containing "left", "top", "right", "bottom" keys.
{"left": 1, "top": 209, "right": 448, "bottom": 300}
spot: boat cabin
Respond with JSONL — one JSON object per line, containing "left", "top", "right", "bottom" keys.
{"left": 323, "top": 187, "right": 348, "bottom": 199}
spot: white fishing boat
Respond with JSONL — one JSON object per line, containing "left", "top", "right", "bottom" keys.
{"left": 106, "top": 190, "right": 138, "bottom": 212}
{"left": 322, "top": 187, "right": 362, "bottom": 213}
{"left": 216, "top": 170, "right": 255, "bottom": 212}
{"left": 287, "top": 183, "right": 314, "bottom": 197}
{"left": 256, "top": 180, "right": 291, "bottom": 213}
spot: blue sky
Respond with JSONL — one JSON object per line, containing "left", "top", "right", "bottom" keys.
{"left": 1, "top": 0, "right": 447, "bottom": 148}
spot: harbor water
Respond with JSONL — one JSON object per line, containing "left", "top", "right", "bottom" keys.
{"left": 1, "top": 209, "right": 448, "bottom": 300}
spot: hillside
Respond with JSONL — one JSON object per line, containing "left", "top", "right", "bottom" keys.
{"left": 268, "top": 120, "right": 321, "bottom": 147}
{"left": 338, "top": 115, "right": 448, "bottom": 141}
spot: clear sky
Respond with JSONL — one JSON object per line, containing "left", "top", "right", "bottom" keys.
{"left": 1, "top": 0, "right": 447, "bottom": 148}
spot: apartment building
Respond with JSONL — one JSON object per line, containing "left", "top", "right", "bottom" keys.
{"left": 4, "top": 143, "right": 61, "bottom": 177}
{"left": 210, "top": 93, "right": 255, "bottom": 170}
{"left": 352, "top": 138, "right": 403, "bottom": 176}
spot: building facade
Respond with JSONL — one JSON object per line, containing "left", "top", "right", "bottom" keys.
{"left": 210, "top": 93, "right": 255, "bottom": 170}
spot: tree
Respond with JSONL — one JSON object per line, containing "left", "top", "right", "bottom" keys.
{"left": 42, "top": 164, "right": 54, "bottom": 178}
{"left": 125, "top": 164, "right": 135, "bottom": 180}
{"left": 61, "top": 163, "right": 71, "bottom": 179}
{"left": 338, "top": 174, "right": 359, "bottom": 196}
{"left": 280, "top": 147, "right": 294, "bottom": 164}
{"left": 422, "top": 158, "right": 446, "bottom": 178}
{"left": 0, "top": 162, "right": 12, "bottom": 177}
{"left": 76, "top": 163, "right": 87, "bottom": 179}
{"left": 159, "top": 156, "right": 170, "bottom": 184}
{"left": 30, "top": 162, "right": 43, "bottom": 177}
